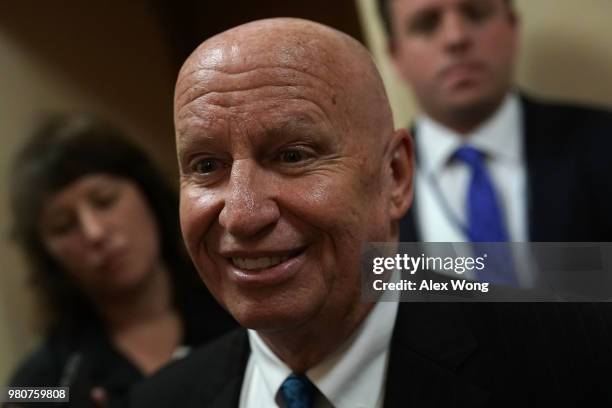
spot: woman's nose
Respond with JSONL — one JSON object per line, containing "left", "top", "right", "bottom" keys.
{"left": 78, "top": 207, "right": 108, "bottom": 244}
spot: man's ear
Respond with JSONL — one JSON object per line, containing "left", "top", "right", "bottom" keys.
{"left": 507, "top": 3, "right": 520, "bottom": 27}
{"left": 387, "top": 128, "right": 414, "bottom": 221}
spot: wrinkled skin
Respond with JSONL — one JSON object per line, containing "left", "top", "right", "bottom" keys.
{"left": 175, "top": 18, "right": 413, "bottom": 370}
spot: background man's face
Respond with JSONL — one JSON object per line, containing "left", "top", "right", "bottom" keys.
{"left": 175, "top": 48, "right": 390, "bottom": 331}
{"left": 389, "top": 0, "right": 518, "bottom": 121}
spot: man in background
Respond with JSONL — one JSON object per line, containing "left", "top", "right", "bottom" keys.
{"left": 378, "top": 0, "right": 612, "bottom": 249}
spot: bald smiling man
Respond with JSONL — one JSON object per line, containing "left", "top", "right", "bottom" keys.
{"left": 130, "top": 18, "right": 612, "bottom": 408}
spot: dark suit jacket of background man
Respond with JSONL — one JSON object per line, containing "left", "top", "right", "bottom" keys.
{"left": 400, "top": 94, "right": 612, "bottom": 243}
{"left": 130, "top": 301, "right": 612, "bottom": 407}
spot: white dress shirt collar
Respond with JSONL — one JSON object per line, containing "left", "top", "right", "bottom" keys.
{"left": 417, "top": 92, "right": 523, "bottom": 175}
{"left": 246, "top": 300, "right": 399, "bottom": 408}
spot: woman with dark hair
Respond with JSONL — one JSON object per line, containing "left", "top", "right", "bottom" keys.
{"left": 6, "top": 114, "right": 235, "bottom": 407}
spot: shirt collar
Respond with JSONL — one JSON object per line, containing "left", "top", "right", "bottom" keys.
{"left": 247, "top": 329, "right": 291, "bottom": 404}
{"left": 416, "top": 92, "right": 523, "bottom": 175}
{"left": 247, "top": 300, "right": 399, "bottom": 408}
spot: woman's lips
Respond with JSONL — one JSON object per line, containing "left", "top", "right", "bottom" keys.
{"left": 226, "top": 248, "right": 306, "bottom": 287}
{"left": 96, "top": 248, "right": 127, "bottom": 274}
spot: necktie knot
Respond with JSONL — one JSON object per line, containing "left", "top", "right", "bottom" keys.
{"left": 279, "top": 374, "right": 316, "bottom": 408}
{"left": 454, "top": 145, "right": 485, "bottom": 168}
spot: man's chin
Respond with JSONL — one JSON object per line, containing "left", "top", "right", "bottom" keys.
{"left": 228, "top": 301, "right": 317, "bottom": 333}
{"left": 237, "top": 313, "right": 307, "bottom": 333}
{"left": 445, "top": 86, "right": 493, "bottom": 106}
{"left": 438, "top": 89, "right": 506, "bottom": 126}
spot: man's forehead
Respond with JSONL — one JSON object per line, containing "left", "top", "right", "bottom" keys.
{"left": 175, "top": 61, "right": 336, "bottom": 110}
{"left": 174, "top": 19, "right": 358, "bottom": 100}
{"left": 191, "top": 38, "right": 322, "bottom": 69}
{"left": 173, "top": 18, "right": 393, "bottom": 153}
{"left": 176, "top": 39, "right": 339, "bottom": 101}
{"left": 176, "top": 108, "right": 325, "bottom": 142}
{"left": 174, "top": 61, "right": 339, "bottom": 142}
{"left": 174, "top": 35, "right": 347, "bottom": 136}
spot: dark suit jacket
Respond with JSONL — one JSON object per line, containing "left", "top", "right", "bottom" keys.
{"left": 129, "top": 302, "right": 612, "bottom": 407}
{"left": 400, "top": 95, "right": 612, "bottom": 242}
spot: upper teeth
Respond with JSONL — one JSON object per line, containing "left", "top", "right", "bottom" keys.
{"left": 232, "top": 255, "right": 291, "bottom": 270}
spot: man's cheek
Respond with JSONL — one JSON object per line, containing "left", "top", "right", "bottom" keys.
{"left": 196, "top": 253, "right": 223, "bottom": 289}
{"left": 180, "top": 191, "right": 215, "bottom": 254}
{"left": 292, "top": 180, "right": 351, "bottom": 222}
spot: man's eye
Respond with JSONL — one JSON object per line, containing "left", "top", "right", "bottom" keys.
{"left": 408, "top": 12, "right": 440, "bottom": 35}
{"left": 193, "top": 158, "right": 220, "bottom": 174}
{"left": 281, "top": 150, "right": 303, "bottom": 163}
{"left": 278, "top": 149, "right": 312, "bottom": 164}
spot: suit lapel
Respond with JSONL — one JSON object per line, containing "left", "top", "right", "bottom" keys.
{"left": 384, "top": 303, "right": 489, "bottom": 407}
{"left": 399, "top": 206, "right": 420, "bottom": 242}
{"left": 522, "top": 96, "right": 576, "bottom": 241}
{"left": 189, "top": 330, "right": 250, "bottom": 408}
{"left": 200, "top": 374, "right": 246, "bottom": 408}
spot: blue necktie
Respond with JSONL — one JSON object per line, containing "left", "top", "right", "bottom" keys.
{"left": 279, "top": 374, "right": 316, "bottom": 408}
{"left": 454, "top": 145, "right": 517, "bottom": 285}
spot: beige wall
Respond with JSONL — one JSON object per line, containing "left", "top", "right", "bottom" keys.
{"left": 0, "top": 1, "right": 176, "bottom": 384}
{"left": 356, "top": 0, "right": 612, "bottom": 128}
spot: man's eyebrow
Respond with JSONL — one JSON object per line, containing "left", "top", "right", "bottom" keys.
{"left": 276, "top": 115, "right": 319, "bottom": 131}
{"left": 263, "top": 114, "right": 330, "bottom": 141}
{"left": 176, "top": 130, "right": 219, "bottom": 155}
{"left": 407, "top": 5, "right": 439, "bottom": 22}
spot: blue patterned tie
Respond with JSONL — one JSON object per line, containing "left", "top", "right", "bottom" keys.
{"left": 454, "top": 145, "right": 517, "bottom": 285}
{"left": 279, "top": 374, "right": 316, "bottom": 408}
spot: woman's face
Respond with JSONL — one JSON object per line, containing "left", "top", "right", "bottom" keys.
{"left": 38, "top": 174, "right": 162, "bottom": 296}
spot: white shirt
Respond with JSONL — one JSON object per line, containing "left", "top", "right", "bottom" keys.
{"left": 414, "top": 93, "right": 534, "bottom": 285}
{"left": 239, "top": 300, "right": 399, "bottom": 408}
{"left": 415, "top": 93, "right": 527, "bottom": 242}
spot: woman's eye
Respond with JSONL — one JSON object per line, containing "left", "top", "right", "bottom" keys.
{"left": 47, "top": 218, "right": 76, "bottom": 236}
{"left": 92, "top": 191, "right": 118, "bottom": 209}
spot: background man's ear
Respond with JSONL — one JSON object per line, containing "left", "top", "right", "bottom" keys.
{"left": 388, "top": 128, "right": 414, "bottom": 220}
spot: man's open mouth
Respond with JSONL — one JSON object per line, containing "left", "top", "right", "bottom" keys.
{"left": 228, "top": 248, "right": 305, "bottom": 272}
{"left": 231, "top": 255, "right": 293, "bottom": 270}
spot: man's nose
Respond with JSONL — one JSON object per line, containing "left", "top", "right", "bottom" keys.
{"left": 440, "top": 12, "right": 472, "bottom": 53}
{"left": 78, "top": 207, "right": 107, "bottom": 245}
{"left": 218, "top": 160, "right": 280, "bottom": 239}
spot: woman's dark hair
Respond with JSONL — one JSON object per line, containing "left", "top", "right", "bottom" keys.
{"left": 9, "top": 114, "right": 195, "bottom": 332}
